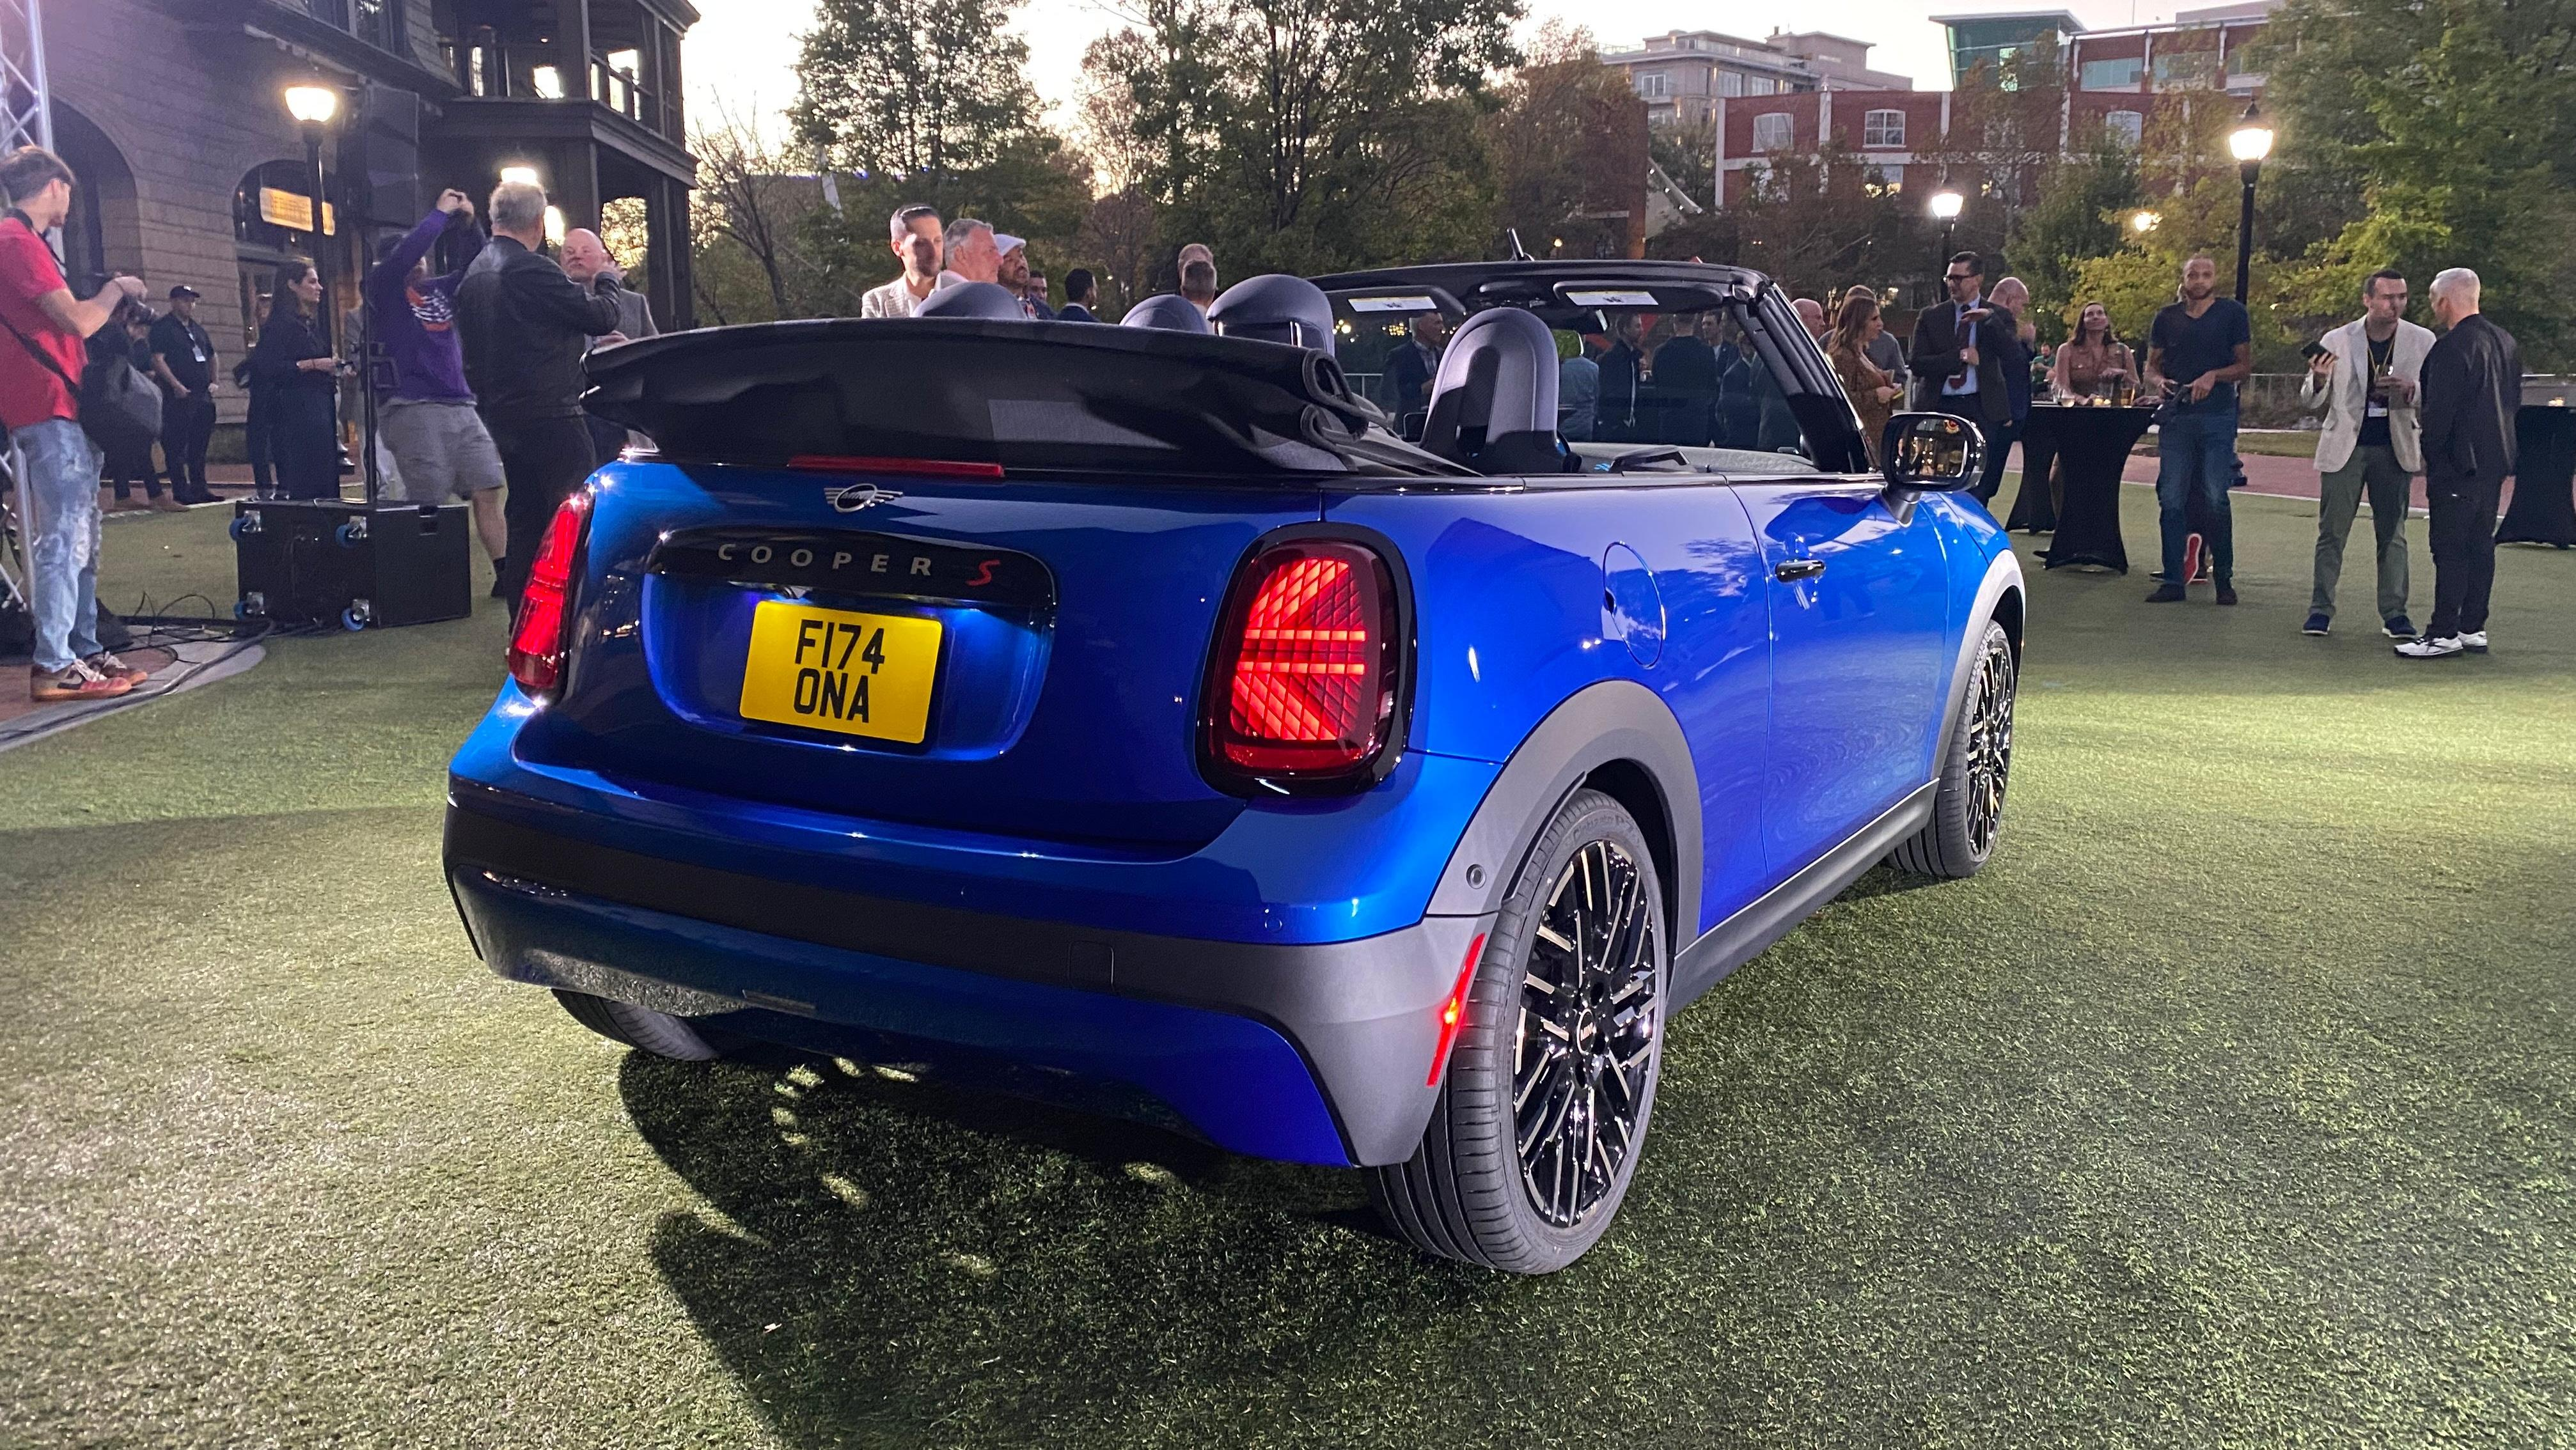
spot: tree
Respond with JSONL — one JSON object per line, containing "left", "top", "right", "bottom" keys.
{"left": 691, "top": 108, "right": 819, "bottom": 322}
{"left": 1655, "top": 144, "right": 1917, "bottom": 303}
{"left": 2003, "top": 132, "right": 2142, "bottom": 343}
{"left": 1087, "top": 0, "right": 1522, "bottom": 275}
{"left": 1486, "top": 24, "right": 1643, "bottom": 259}
{"left": 789, "top": 0, "right": 1039, "bottom": 182}
{"left": 2255, "top": 0, "right": 2576, "bottom": 364}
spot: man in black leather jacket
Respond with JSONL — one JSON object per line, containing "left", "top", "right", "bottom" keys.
{"left": 455, "top": 179, "right": 623, "bottom": 604}
{"left": 2398, "top": 267, "right": 2521, "bottom": 659}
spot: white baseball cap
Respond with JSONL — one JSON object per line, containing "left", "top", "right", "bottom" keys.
{"left": 994, "top": 233, "right": 1026, "bottom": 256}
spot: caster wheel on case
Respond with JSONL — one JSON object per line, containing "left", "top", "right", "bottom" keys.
{"left": 334, "top": 521, "right": 366, "bottom": 547}
{"left": 340, "top": 606, "right": 368, "bottom": 632}
{"left": 228, "top": 516, "right": 252, "bottom": 540}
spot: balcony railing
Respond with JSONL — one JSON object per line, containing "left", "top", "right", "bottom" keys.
{"left": 443, "top": 40, "right": 679, "bottom": 141}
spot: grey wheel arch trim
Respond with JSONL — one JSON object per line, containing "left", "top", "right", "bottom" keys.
{"left": 1937, "top": 546, "right": 2025, "bottom": 769}
{"left": 1425, "top": 679, "right": 1703, "bottom": 941}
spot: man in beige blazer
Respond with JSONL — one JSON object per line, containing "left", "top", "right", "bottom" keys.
{"left": 2300, "top": 269, "right": 2435, "bottom": 639}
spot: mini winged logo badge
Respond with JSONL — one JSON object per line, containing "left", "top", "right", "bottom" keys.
{"left": 827, "top": 481, "right": 905, "bottom": 513}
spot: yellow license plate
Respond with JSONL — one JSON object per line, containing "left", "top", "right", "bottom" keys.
{"left": 737, "top": 601, "right": 942, "bottom": 744}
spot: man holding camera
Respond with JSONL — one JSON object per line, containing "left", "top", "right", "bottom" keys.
{"left": 2299, "top": 269, "right": 2431, "bottom": 640}
{"left": 0, "top": 146, "right": 153, "bottom": 701}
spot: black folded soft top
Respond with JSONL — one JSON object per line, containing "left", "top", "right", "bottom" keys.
{"left": 583, "top": 316, "right": 1463, "bottom": 478}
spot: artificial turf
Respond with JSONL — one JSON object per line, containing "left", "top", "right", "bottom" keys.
{"left": 2, "top": 487, "right": 2570, "bottom": 1448}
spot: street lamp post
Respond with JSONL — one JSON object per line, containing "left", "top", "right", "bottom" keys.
{"left": 1929, "top": 189, "right": 1965, "bottom": 306}
{"left": 2227, "top": 104, "right": 2274, "bottom": 305}
{"left": 283, "top": 83, "right": 341, "bottom": 352}
{"left": 1929, "top": 188, "right": 1964, "bottom": 260}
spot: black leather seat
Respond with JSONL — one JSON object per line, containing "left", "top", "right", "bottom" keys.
{"left": 1420, "top": 308, "right": 1568, "bottom": 474}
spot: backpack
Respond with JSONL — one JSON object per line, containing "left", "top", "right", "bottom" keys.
{"left": 75, "top": 338, "right": 162, "bottom": 453}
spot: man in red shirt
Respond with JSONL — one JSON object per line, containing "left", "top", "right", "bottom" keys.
{"left": 0, "top": 146, "right": 148, "bottom": 701}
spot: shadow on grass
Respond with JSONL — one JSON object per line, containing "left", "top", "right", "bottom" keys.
{"left": 620, "top": 1049, "right": 1500, "bottom": 1446}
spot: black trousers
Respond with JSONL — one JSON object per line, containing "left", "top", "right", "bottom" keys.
{"left": 161, "top": 390, "right": 216, "bottom": 498}
{"left": 1972, "top": 417, "right": 2018, "bottom": 504}
{"left": 103, "top": 435, "right": 166, "bottom": 499}
{"left": 485, "top": 412, "right": 596, "bottom": 605}
{"left": 268, "top": 387, "right": 340, "bottom": 500}
{"left": 243, "top": 392, "right": 274, "bottom": 490}
{"left": 2425, "top": 477, "right": 2503, "bottom": 638}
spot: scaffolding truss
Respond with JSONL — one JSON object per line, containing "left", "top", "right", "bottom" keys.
{"left": 0, "top": 0, "right": 47, "bottom": 153}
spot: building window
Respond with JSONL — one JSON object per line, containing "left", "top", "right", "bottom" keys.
{"left": 1747, "top": 75, "right": 1777, "bottom": 96}
{"left": 2080, "top": 56, "right": 2144, "bottom": 90}
{"left": 1720, "top": 72, "right": 1744, "bottom": 97}
{"left": 2153, "top": 51, "right": 2217, "bottom": 88}
{"left": 304, "top": 0, "right": 405, "bottom": 54}
{"left": 1862, "top": 109, "right": 1905, "bottom": 148}
{"left": 1752, "top": 113, "right": 1795, "bottom": 152}
{"left": 2104, "top": 110, "right": 2144, "bottom": 148}
{"left": 1638, "top": 71, "right": 1671, "bottom": 99}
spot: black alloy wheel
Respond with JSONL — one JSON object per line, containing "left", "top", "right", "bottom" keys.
{"left": 1370, "top": 788, "right": 1668, "bottom": 1274}
{"left": 1515, "top": 838, "right": 1660, "bottom": 1229}
{"left": 1890, "top": 618, "right": 2018, "bottom": 878}
{"left": 1961, "top": 627, "right": 2015, "bottom": 858}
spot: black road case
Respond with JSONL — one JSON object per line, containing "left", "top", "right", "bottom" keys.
{"left": 232, "top": 500, "right": 473, "bottom": 630}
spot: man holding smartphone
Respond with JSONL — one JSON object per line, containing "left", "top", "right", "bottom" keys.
{"left": 1908, "top": 252, "right": 2016, "bottom": 506}
{"left": 2298, "top": 269, "right": 2431, "bottom": 639}
{"left": 2144, "top": 256, "right": 2253, "bottom": 605}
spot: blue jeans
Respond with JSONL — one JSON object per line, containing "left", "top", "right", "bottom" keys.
{"left": 14, "top": 417, "right": 106, "bottom": 672}
{"left": 2155, "top": 401, "right": 2237, "bottom": 585}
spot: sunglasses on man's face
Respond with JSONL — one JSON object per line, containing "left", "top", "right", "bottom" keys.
{"left": 1945, "top": 272, "right": 1979, "bottom": 283}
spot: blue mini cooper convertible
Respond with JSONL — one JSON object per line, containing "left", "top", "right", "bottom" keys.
{"left": 444, "top": 261, "right": 2022, "bottom": 1273}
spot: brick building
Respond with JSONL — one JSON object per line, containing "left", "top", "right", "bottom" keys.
{"left": 1707, "top": 1, "right": 2275, "bottom": 207}
{"left": 1602, "top": 29, "right": 1911, "bottom": 129}
{"left": 38, "top": 0, "right": 697, "bottom": 435}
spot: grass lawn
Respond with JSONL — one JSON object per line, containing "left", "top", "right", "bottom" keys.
{"left": 4, "top": 487, "right": 2572, "bottom": 1447}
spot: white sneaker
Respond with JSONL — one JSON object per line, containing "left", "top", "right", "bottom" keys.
{"left": 2394, "top": 634, "right": 2465, "bottom": 660}
{"left": 2461, "top": 631, "right": 2489, "bottom": 654}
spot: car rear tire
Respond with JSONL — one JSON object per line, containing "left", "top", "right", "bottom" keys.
{"left": 1890, "top": 619, "right": 2016, "bottom": 879}
{"left": 1369, "top": 788, "right": 1667, "bottom": 1274}
{"left": 552, "top": 989, "right": 734, "bottom": 1062}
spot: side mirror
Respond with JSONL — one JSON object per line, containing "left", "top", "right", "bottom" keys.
{"left": 1880, "top": 412, "right": 1984, "bottom": 492}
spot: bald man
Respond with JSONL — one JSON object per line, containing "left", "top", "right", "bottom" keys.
{"left": 1792, "top": 297, "right": 1827, "bottom": 343}
{"left": 560, "top": 229, "right": 656, "bottom": 465}
{"left": 559, "top": 230, "right": 655, "bottom": 345}
{"left": 2400, "top": 267, "right": 2521, "bottom": 658}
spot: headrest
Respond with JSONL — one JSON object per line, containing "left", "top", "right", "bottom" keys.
{"left": 916, "top": 281, "right": 1025, "bottom": 320}
{"left": 1207, "top": 274, "right": 1334, "bottom": 350}
{"left": 1420, "top": 308, "right": 1564, "bottom": 473}
{"left": 1120, "top": 294, "right": 1209, "bottom": 333}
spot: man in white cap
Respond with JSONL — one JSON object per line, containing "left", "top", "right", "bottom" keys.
{"left": 994, "top": 235, "right": 1051, "bottom": 318}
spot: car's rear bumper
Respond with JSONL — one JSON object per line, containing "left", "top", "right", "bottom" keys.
{"left": 444, "top": 790, "right": 1488, "bottom": 1167}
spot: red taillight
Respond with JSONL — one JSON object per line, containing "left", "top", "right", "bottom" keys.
{"left": 1426, "top": 933, "right": 1488, "bottom": 1086}
{"left": 787, "top": 454, "right": 1005, "bottom": 479}
{"left": 1201, "top": 539, "right": 1403, "bottom": 789}
{"left": 506, "top": 489, "right": 592, "bottom": 699}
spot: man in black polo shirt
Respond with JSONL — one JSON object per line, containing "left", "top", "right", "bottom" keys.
{"left": 2144, "top": 256, "right": 2252, "bottom": 605}
{"left": 146, "top": 284, "right": 219, "bottom": 504}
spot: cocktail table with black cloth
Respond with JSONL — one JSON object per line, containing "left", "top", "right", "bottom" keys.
{"left": 2498, "top": 405, "right": 2576, "bottom": 547}
{"left": 2023, "top": 405, "right": 2156, "bottom": 571}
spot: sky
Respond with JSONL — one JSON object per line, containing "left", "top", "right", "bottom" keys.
{"left": 684, "top": 0, "right": 2197, "bottom": 151}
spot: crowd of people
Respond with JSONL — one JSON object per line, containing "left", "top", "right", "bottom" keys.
{"left": 0, "top": 146, "right": 2534, "bottom": 704}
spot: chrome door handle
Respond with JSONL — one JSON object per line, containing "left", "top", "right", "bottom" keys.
{"left": 1775, "top": 559, "right": 1827, "bottom": 582}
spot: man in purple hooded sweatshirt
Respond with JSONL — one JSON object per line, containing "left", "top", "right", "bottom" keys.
{"left": 367, "top": 188, "right": 507, "bottom": 575}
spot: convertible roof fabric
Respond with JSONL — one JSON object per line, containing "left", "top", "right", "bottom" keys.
{"left": 583, "top": 317, "right": 1419, "bottom": 476}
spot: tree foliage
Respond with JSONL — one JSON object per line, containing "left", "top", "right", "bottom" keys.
{"left": 789, "top": 0, "right": 1039, "bottom": 179}
{"left": 2256, "top": 0, "right": 2576, "bottom": 363}
{"left": 1081, "top": 0, "right": 1521, "bottom": 275}
{"left": 1486, "top": 24, "right": 1642, "bottom": 260}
